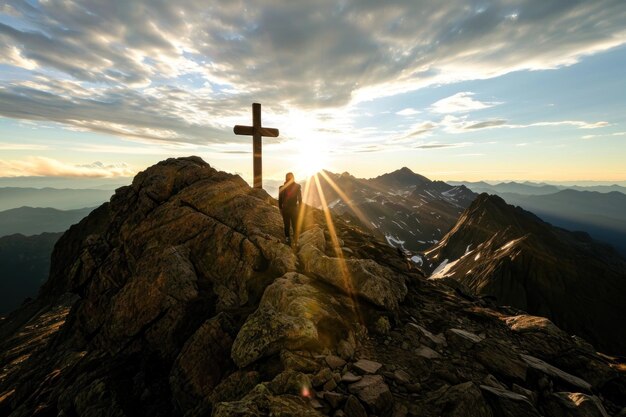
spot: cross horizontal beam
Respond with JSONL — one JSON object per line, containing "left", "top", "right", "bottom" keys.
{"left": 233, "top": 125, "right": 279, "bottom": 137}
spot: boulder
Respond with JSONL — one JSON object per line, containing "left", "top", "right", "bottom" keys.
{"left": 343, "top": 395, "right": 367, "bottom": 417}
{"left": 348, "top": 375, "right": 393, "bottom": 415}
{"left": 298, "top": 227, "right": 407, "bottom": 310}
{"left": 231, "top": 273, "right": 353, "bottom": 367}
{"left": 353, "top": 359, "right": 383, "bottom": 375}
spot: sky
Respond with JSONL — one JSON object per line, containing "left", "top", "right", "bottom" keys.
{"left": 0, "top": 0, "right": 625, "bottom": 187}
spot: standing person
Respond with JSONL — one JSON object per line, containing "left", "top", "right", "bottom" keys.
{"left": 279, "top": 172, "right": 302, "bottom": 245}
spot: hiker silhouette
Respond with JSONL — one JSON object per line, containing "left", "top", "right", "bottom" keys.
{"left": 278, "top": 172, "right": 302, "bottom": 245}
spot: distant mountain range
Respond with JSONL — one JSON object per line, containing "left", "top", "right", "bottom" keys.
{"left": 0, "top": 232, "right": 62, "bottom": 314}
{"left": 425, "top": 193, "right": 626, "bottom": 355}
{"left": 0, "top": 187, "right": 114, "bottom": 211}
{"left": 0, "top": 206, "right": 95, "bottom": 237}
{"left": 449, "top": 180, "right": 626, "bottom": 195}
{"left": 304, "top": 168, "right": 477, "bottom": 251}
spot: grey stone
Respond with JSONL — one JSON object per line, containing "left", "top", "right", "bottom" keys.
{"left": 446, "top": 328, "right": 484, "bottom": 349}
{"left": 353, "top": 359, "right": 383, "bottom": 374}
{"left": 520, "top": 354, "right": 592, "bottom": 392}
{"left": 415, "top": 345, "right": 441, "bottom": 359}
{"left": 326, "top": 355, "right": 347, "bottom": 370}
{"left": 341, "top": 371, "right": 362, "bottom": 383}
{"left": 348, "top": 375, "right": 393, "bottom": 415}
{"left": 344, "top": 395, "right": 367, "bottom": 417}
{"left": 394, "top": 369, "right": 411, "bottom": 384}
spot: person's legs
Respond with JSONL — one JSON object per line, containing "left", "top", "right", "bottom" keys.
{"left": 289, "top": 207, "right": 299, "bottom": 243}
{"left": 281, "top": 210, "right": 291, "bottom": 242}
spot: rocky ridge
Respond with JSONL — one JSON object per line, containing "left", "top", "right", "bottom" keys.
{"left": 0, "top": 157, "right": 624, "bottom": 417}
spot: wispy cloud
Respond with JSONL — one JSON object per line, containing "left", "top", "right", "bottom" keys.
{"left": 415, "top": 142, "right": 472, "bottom": 149}
{"left": 440, "top": 115, "right": 609, "bottom": 134}
{"left": 430, "top": 92, "right": 501, "bottom": 114}
{"left": 582, "top": 131, "right": 626, "bottom": 139}
{"left": 0, "top": 157, "right": 135, "bottom": 177}
{"left": 464, "top": 119, "right": 508, "bottom": 129}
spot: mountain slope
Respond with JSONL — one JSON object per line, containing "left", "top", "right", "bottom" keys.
{"left": 304, "top": 168, "right": 477, "bottom": 252}
{"left": 1, "top": 158, "right": 624, "bottom": 417}
{"left": 426, "top": 193, "right": 626, "bottom": 355}
{"left": 0, "top": 232, "right": 62, "bottom": 314}
{"left": 0, "top": 206, "right": 94, "bottom": 237}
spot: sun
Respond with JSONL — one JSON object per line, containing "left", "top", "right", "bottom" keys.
{"left": 292, "top": 137, "right": 330, "bottom": 178}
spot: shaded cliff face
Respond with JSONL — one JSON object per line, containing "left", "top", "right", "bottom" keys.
{"left": 426, "top": 193, "right": 626, "bottom": 355}
{"left": 0, "top": 158, "right": 625, "bottom": 417}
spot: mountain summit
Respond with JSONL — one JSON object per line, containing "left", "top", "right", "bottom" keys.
{"left": 1, "top": 157, "right": 625, "bottom": 417}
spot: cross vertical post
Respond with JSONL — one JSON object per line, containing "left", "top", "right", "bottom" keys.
{"left": 233, "top": 103, "right": 279, "bottom": 189}
{"left": 252, "top": 103, "right": 262, "bottom": 189}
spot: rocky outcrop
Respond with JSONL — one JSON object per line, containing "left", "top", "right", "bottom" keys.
{"left": 425, "top": 193, "right": 626, "bottom": 355}
{"left": 298, "top": 226, "right": 407, "bottom": 310}
{"left": 0, "top": 157, "right": 624, "bottom": 417}
{"left": 231, "top": 272, "right": 356, "bottom": 368}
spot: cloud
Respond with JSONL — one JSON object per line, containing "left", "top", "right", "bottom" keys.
{"left": 0, "top": 156, "right": 135, "bottom": 177}
{"left": 405, "top": 121, "right": 437, "bottom": 138}
{"left": 526, "top": 121, "right": 609, "bottom": 129}
{"left": 396, "top": 108, "right": 421, "bottom": 116}
{"left": 582, "top": 131, "right": 626, "bottom": 139}
{"left": 0, "top": 0, "right": 624, "bottom": 146}
{"left": 0, "top": 142, "right": 49, "bottom": 150}
{"left": 440, "top": 115, "right": 609, "bottom": 133}
{"left": 415, "top": 142, "right": 472, "bottom": 149}
{"left": 464, "top": 119, "right": 508, "bottom": 129}
{"left": 430, "top": 92, "right": 501, "bottom": 114}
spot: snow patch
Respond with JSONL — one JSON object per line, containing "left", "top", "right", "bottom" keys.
{"left": 430, "top": 258, "right": 459, "bottom": 279}
{"left": 411, "top": 255, "right": 423, "bottom": 266}
{"left": 385, "top": 234, "right": 405, "bottom": 247}
{"left": 328, "top": 199, "right": 341, "bottom": 209}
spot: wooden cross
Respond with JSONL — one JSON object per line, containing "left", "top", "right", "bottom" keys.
{"left": 233, "top": 103, "right": 279, "bottom": 189}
